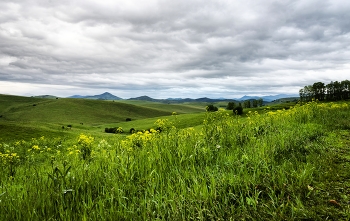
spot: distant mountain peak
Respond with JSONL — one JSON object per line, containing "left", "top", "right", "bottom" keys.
{"left": 68, "top": 92, "right": 122, "bottom": 100}
{"left": 101, "top": 92, "right": 112, "bottom": 95}
{"left": 128, "top": 95, "right": 156, "bottom": 101}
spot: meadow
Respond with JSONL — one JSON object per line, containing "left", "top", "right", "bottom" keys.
{"left": 0, "top": 95, "right": 350, "bottom": 220}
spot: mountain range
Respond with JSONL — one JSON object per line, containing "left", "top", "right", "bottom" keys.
{"left": 67, "top": 92, "right": 298, "bottom": 103}
{"left": 236, "top": 94, "right": 298, "bottom": 102}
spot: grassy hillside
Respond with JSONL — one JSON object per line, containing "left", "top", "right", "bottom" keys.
{"left": 0, "top": 94, "right": 296, "bottom": 141}
{"left": 119, "top": 100, "right": 206, "bottom": 113}
{"left": 1, "top": 101, "right": 349, "bottom": 220}
{"left": 0, "top": 95, "right": 172, "bottom": 124}
{"left": 0, "top": 94, "right": 177, "bottom": 141}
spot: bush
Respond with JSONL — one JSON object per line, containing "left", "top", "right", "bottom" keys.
{"left": 126, "top": 118, "right": 132, "bottom": 121}
{"left": 105, "top": 127, "right": 117, "bottom": 133}
{"left": 129, "top": 128, "right": 136, "bottom": 134}
{"left": 116, "top": 127, "right": 123, "bottom": 134}
{"left": 233, "top": 106, "right": 243, "bottom": 115}
{"left": 206, "top": 104, "right": 218, "bottom": 112}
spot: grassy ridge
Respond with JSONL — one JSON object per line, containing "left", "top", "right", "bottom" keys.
{"left": 1, "top": 101, "right": 349, "bottom": 220}
{"left": 0, "top": 94, "right": 221, "bottom": 141}
{"left": 0, "top": 95, "right": 172, "bottom": 124}
{"left": 0, "top": 94, "right": 181, "bottom": 141}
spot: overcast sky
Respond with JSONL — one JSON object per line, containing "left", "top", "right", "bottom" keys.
{"left": 0, "top": 0, "right": 349, "bottom": 99}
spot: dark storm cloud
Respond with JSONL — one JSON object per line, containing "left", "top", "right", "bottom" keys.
{"left": 0, "top": 0, "right": 349, "bottom": 98}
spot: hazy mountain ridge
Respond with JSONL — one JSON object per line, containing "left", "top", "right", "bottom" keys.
{"left": 33, "top": 95, "right": 59, "bottom": 99}
{"left": 66, "top": 92, "right": 298, "bottom": 102}
{"left": 237, "top": 94, "right": 299, "bottom": 102}
{"left": 68, "top": 92, "right": 122, "bottom": 100}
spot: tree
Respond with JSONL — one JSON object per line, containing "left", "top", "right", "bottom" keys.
{"left": 304, "top": 85, "right": 314, "bottom": 101}
{"left": 333, "top": 81, "right": 342, "bottom": 100}
{"left": 326, "top": 82, "right": 335, "bottom": 100}
{"left": 226, "top": 102, "right": 235, "bottom": 110}
{"left": 341, "top": 80, "right": 350, "bottom": 100}
{"left": 243, "top": 100, "right": 251, "bottom": 108}
{"left": 258, "top": 98, "right": 263, "bottom": 107}
{"left": 299, "top": 88, "right": 305, "bottom": 103}
{"left": 312, "top": 82, "right": 325, "bottom": 101}
{"left": 252, "top": 99, "right": 258, "bottom": 108}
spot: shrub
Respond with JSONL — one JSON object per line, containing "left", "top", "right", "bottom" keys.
{"left": 129, "top": 128, "right": 136, "bottom": 134}
{"left": 126, "top": 118, "right": 132, "bottom": 121}
{"left": 206, "top": 104, "right": 218, "bottom": 112}
{"left": 233, "top": 106, "right": 243, "bottom": 115}
{"left": 116, "top": 127, "right": 123, "bottom": 134}
{"left": 105, "top": 127, "right": 117, "bottom": 133}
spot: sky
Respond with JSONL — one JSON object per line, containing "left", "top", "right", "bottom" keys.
{"left": 0, "top": 0, "right": 350, "bottom": 99}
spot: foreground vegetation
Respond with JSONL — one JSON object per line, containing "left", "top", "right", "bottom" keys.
{"left": 1, "top": 100, "right": 350, "bottom": 220}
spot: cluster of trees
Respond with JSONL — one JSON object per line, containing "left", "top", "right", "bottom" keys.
{"left": 227, "top": 99, "right": 263, "bottom": 110}
{"left": 299, "top": 80, "right": 350, "bottom": 102}
{"left": 205, "top": 103, "right": 244, "bottom": 115}
{"left": 242, "top": 99, "right": 263, "bottom": 108}
{"left": 206, "top": 98, "right": 264, "bottom": 116}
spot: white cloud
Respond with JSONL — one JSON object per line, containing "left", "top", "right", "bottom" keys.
{"left": 0, "top": 0, "right": 350, "bottom": 98}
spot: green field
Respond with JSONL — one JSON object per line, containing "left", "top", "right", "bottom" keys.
{"left": 0, "top": 95, "right": 182, "bottom": 141}
{"left": 1, "top": 95, "right": 350, "bottom": 220}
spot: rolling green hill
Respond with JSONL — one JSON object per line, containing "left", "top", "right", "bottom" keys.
{"left": 0, "top": 94, "right": 295, "bottom": 142}
{"left": 0, "top": 94, "right": 212, "bottom": 141}
{"left": 0, "top": 94, "right": 172, "bottom": 125}
{"left": 0, "top": 94, "right": 180, "bottom": 141}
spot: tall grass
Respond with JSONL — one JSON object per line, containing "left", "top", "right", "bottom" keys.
{"left": 0, "top": 101, "right": 349, "bottom": 220}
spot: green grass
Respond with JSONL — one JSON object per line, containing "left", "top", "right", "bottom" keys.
{"left": 1, "top": 95, "right": 350, "bottom": 220}
{"left": 0, "top": 94, "right": 180, "bottom": 141}
{"left": 0, "top": 95, "right": 172, "bottom": 124}
{"left": 118, "top": 100, "right": 206, "bottom": 113}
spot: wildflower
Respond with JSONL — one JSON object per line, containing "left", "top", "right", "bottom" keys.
{"left": 32, "top": 145, "right": 40, "bottom": 150}
{"left": 78, "top": 134, "right": 94, "bottom": 146}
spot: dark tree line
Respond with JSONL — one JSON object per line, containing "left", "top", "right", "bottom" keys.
{"left": 299, "top": 80, "right": 350, "bottom": 102}
{"left": 242, "top": 99, "right": 263, "bottom": 108}
{"left": 226, "top": 99, "right": 263, "bottom": 110}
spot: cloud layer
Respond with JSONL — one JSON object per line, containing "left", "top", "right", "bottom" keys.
{"left": 0, "top": 0, "right": 349, "bottom": 98}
